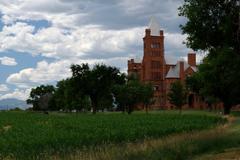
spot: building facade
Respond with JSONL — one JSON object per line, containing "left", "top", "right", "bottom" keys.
{"left": 128, "top": 18, "right": 203, "bottom": 109}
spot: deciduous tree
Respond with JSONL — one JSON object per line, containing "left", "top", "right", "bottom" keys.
{"left": 27, "top": 85, "right": 55, "bottom": 111}
{"left": 179, "top": 0, "right": 240, "bottom": 54}
{"left": 168, "top": 81, "right": 187, "bottom": 113}
{"left": 179, "top": 0, "right": 240, "bottom": 114}
{"left": 113, "top": 78, "right": 154, "bottom": 114}
{"left": 70, "top": 64, "right": 126, "bottom": 114}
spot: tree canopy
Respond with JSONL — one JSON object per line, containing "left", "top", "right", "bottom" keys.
{"left": 70, "top": 64, "right": 126, "bottom": 113}
{"left": 27, "top": 85, "right": 55, "bottom": 111}
{"left": 179, "top": 0, "right": 240, "bottom": 54}
{"left": 179, "top": 0, "right": 240, "bottom": 114}
{"left": 27, "top": 64, "right": 127, "bottom": 112}
{"left": 168, "top": 81, "right": 187, "bottom": 113}
{"left": 113, "top": 77, "right": 154, "bottom": 114}
{"left": 198, "top": 49, "right": 240, "bottom": 114}
{"left": 27, "top": 63, "right": 154, "bottom": 114}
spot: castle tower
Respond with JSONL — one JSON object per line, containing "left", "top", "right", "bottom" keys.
{"left": 142, "top": 17, "right": 165, "bottom": 81}
{"left": 142, "top": 17, "right": 166, "bottom": 107}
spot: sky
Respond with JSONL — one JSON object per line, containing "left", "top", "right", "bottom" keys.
{"left": 0, "top": 0, "right": 201, "bottom": 101}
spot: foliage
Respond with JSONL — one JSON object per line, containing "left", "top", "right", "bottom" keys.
{"left": 0, "top": 111, "right": 224, "bottom": 159}
{"left": 26, "top": 85, "right": 55, "bottom": 111}
{"left": 113, "top": 82, "right": 139, "bottom": 114}
{"left": 9, "top": 107, "right": 23, "bottom": 111}
{"left": 186, "top": 49, "right": 240, "bottom": 114}
{"left": 198, "top": 49, "right": 240, "bottom": 114}
{"left": 185, "top": 72, "right": 219, "bottom": 110}
{"left": 33, "top": 64, "right": 126, "bottom": 113}
{"left": 168, "top": 81, "right": 187, "bottom": 113}
{"left": 139, "top": 82, "right": 154, "bottom": 113}
{"left": 120, "top": 80, "right": 143, "bottom": 114}
{"left": 185, "top": 72, "right": 203, "bottom": 95}
{"left": 179, "top": 0, "right": 240, "bottom": 54}
{"left": 113, "top": 78, "right": 154, "bottom": 114}
{"left": 179, "top": 0, "right": 240, "bottom": 114}
{"left": 70, "top": 64, "right": 126, "bottom": 113}
{"left": 54, "top": 78, "right": 91, "bottom": 112}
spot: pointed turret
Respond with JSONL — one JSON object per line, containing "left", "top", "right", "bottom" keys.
{"left": 148, "top": 16, "right": 161, "bottom": 36}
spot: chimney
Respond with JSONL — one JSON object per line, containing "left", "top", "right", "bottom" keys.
{"left": 145, "top": 29, "right": 151, "bottom": 36}
{"left": 188, "top": 53, "right": 196, "bottom": 66}
{"left": 160, "top": 30, "right": 164, "bottom": 36}
{"left": 179, "top": 61, "right": 184, "bottom": 80}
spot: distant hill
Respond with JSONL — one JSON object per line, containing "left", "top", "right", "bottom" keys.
{"left": 0, "top": 99, "right": 30, "bottom": 110}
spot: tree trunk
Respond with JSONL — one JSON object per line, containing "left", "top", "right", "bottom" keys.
{"left": 207, "top": 103, "right": 212, "bottom": 112}
{"left": 90, "top": 96, "right": 97, "bottom": 114}
{"left": 92, "top": 106, "right": 97, "bottom": 114}
{"left": 127, "top": 106, "right": 132, "bottom": 114}
{"left": 179, "top": 106, "right": 182, "bottom": 114}
{"left": 145, "top": 104, "right": 149, "bottom": 114}
{"left": 122, "top": 106, "right": 126, "bottom": 113}
{"left": 92, "top": 101, "right": 97, "bottom": 114}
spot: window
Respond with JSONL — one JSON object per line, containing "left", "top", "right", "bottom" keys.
{"left": 154, "top": 85, "right": 159, "bottom": 91}
{"left": 154, "top": 85, "right": 163, "bottom": 91}
{"left": 151, "top": 72, "right": 161, "bottom": 80}
{"left": 159, "top": 84, "right": 162, "bottom": 91}
{"left": 151, "top": 43, "right": 160, "bottom": 48}
{"left": 151, "top": 61, "right": 161, "bottom": 69}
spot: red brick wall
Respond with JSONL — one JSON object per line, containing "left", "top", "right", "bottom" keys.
{"left": 127, "top": 59, "right": 142, "bottom": 79}
{"left": 188, "top": 53, "right": 196, "bottom": 66}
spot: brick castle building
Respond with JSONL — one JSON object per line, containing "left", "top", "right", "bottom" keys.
{"left": 128, "top": 18, "right": 201, "bottom": 109}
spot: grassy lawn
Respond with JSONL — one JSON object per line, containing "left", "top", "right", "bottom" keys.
{"left": 0, "top": 111, "right": 225, "bottom": 159}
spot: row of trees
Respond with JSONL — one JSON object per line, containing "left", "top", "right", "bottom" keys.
{"left": 27, "top": 64, "right": 154, "bottom": 114}
{"left": 27, "top": 62, "right": 190, "bottom": 114}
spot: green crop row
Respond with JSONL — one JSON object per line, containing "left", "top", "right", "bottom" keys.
{"left": 0, "top": 111, "right": 225, "bottom": 159}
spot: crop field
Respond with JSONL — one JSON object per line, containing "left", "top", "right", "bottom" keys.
{"left": 0, "top": 111, "right": 225, "bottom": 159}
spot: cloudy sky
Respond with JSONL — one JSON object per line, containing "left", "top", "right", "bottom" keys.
{"left": 0, "top": 0, "right": 199, "bottom": 101}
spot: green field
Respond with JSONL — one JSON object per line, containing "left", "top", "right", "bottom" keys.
{"left": 0, "top": 111, "right": 225, "bottom": 159}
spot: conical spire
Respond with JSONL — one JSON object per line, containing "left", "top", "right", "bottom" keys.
{"left": 148, "top": 16, "right": 160, "bottom": 36}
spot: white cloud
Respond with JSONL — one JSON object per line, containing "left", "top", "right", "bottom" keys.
{"left": 0, "top": 88, "right": 31, "bottom": 101}
{"left": 0, "top": 84, "right": 9, "bottom": 92}
{"left": 0, "top": 0, "right": 184, "bottom": 30}
{"left": 6, "top": 56, "right": 129, "bottom": 88}
{"left": 0, "top": 0, "right": 94, "bottom": 28}
{"left": 0, "top": 22, "right": 144, "bottom": 59}
{"left": 0, "top": 56, "right": 17, "bottom": 66}
{"left": 120, "top": 0, "right": 181, "bottom": 16}
{"left": 163, "top": 32, "right": 189, "bottom": 64}
{"left": 0, "top": 21, "right": 188, "bottom": 62}
{"left": 7, "top": 60, "right": 71, "bottom": 88}
{"left": 0, "top": 0, "right": 188, "bottom": 62}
